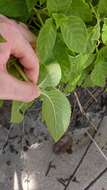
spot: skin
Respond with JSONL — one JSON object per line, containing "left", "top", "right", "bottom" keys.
{"left": 0, "top": 15, "right": 40, "bottom": 102}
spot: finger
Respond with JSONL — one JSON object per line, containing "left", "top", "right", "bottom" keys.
{"left": 0, "top": 15, "right": 39, "bottom": 83}
{"left": 0, "top": 14, "right": 11, "bottom": 23}
{"left": 13, "top": 40, "right": 39, "bottom": 83}
{"left": 0, "top": 15, "right": 36, "bottom": 45}
{"left": 0, "top": 43, "right": 11, "bottom": 71}
{"left": 17, "top": 22, "right": 36, "bottom": 44}
{"left": 0, "top": 71, "right": 40, "bottom": 102}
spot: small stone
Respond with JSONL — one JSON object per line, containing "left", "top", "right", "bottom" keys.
{"left": 98, "top": 132, "right": 101, "bottom": 136}
{"left": 23, "top": 146, "right": 29, "bottom": 152}
{"left": 9, "top": 145, "right": 15, "bottom": 153}
{"left": 53, "top": 134, "right": 73, "bottom": 154}
{"left": 9, "top": 177, "right": 12, "bottom": 180}
{"left": 6, "top": 160, "right": 11, "bottom": 166}
{"left": 25, "top": 139, "right": 30, "bottom": 147}
{"left": 9, "top": 145, "right": 18, "bottom": 154}
{"left": 29, "top": 127, "right": 34, "bottom": 134}
{"left": 44, "top": 136, "right": 48, "bottom": 141}
{"left": 76, "top": 139, "right": 80, "bottom": 145}
{"left": 84, "top": 133, "right": 88, "bottom": 137}
{"left": 38, "top": 139, "right": 42, "bottom": 143}
{"left": 72, "top": 176, "right": 80, "bottom": 183}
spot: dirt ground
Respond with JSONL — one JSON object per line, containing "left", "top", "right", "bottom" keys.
{"left": 0, "top": 88, "right": 107, "bottom": 190}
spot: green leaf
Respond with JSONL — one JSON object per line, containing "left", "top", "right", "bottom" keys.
{"left": 68, "top": 0, "right": 92, "bottom": 22}
{"left": 86, "top": 23, "right": 100, "bottom": 53}
{"left": 0, "top": 100, "right": 4, "bottom": 108}
{"left": 98, "top": 0, "right": 107, "bottom": 17}
{"left": 61, "top": 16, "right": 88, "bottom": 53}
{"left": 40, "top": 0, "right": 46, "bottom": 4}
{"left": 91, "top": 47, "right": 107, "bottom": 86}
{"left": 64, "top": 53, "right": 95, "bottom": 93}
{"left": 39, "top": 63, "right": 61, "bottom": 89}
{"left": 89, "top": 23, "right": 100, "bottom": 42}
{"left": 102, "top": 18, "right": 107, "bottom": 45}
{"left": 82, "top": 74, "right": 94, "bottom": 87}
{"left": 64, "top": 74, "right": 82, "bottom": 93}
{"left": 25, "top": 0, "right": 37, "bottom": 12}
{"left": 53, "top": 34, "right": 71, "bottom": 82}
{"left": 0, "top": 0, "right": 28, "bottom": 19}
{"left": 47, "top": 0, "right": 72, "bottom": 15}
{"left": 11, "top": 101, "right": 33, "bottom": 123}
{"left": 41, "top": 88, "right": 71, "bottom": 142}
{"left": 37, "top": 18, "right": 57, "bottom": 63}
{"left": 69, "top": 54, "right": 91, "bottom": 72}
{"left": 91, "top": 59, "right": 106, "bottom": 86}
{"left": 52, "top": 13, "right": 66, "bottom": 29}
{"left": 90, "top": 0, "right": 99, "bottom": 6}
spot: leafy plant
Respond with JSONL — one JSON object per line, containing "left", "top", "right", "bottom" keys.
{"left": 0, "top": 0, "right": 107, "bottom": 142}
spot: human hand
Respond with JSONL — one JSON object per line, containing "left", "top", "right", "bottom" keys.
{"left": 0, "top": 15, "right": 40, "bottom": 102}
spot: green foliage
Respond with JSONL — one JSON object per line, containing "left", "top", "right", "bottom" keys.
{"left": 37, "top": 18, "right": 57, "bottom": 63}
{"left": 97, "top": 0, "right": 107, "bottom": 17}
{"left": 102, "top": 18, "right": 107, "bottom": 45}
{"left": 64, "top": 54, "right": 94, "bottom": 92}
{"left": 60, "top": 15, "right": 88, "bottom": 53}
{"left": 53, "top": 34, "right": 71, "bottom": 82}
{"left": 47, "top": 0, "right": 72, "bottom": 15}
{"left": 25, "top": 0, "right": 37, "bottom": 12}
{"left": 11, "top": 101, "right": 33, "bottom": 123}
{"left": 1, "top": 0, "right": 107, "bottom": 141}
{"left": 0, "top": 0, "right": 28, "bottom": 19}
{"left": 41, "top": 88, "right": 71, "bottom": 142}
{"left": 68, "top": 0, "right": 92, "bottom": 22}
{"left": 39, "top": 63, "right": 61, "bottom": 89}
{"left": 86, "top": 22, "right": 100, "bottom": 53}
{"left": 91, "top": 47, "right": 107, "bottom": 86}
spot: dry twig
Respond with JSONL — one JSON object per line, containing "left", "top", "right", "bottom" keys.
{"left": 86, "top": 89, "right": 97, "bottom": 103}
{"left": 74, "top": 91, "right": 107, "bottom": 162}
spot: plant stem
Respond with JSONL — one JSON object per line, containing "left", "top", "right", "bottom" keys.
{"left": 86, "top": 130, "right": 107, "bottom": 161}
{"left": 32, "top": 18, "right": 41, "bottom": 28}
{"left": 14, "top": 64, "right": 29, "bottom": 82}
{"left": 89, "top": 2, "right": 99, "bottom": 21}
{"left": 33, "top": 8, "right": 44, "bottom": 26}
{"left": 39, "top": 7, "right": 48, "bottom": 15}
{"left": 74, "top": 92, "right": 97, "bottom": 131}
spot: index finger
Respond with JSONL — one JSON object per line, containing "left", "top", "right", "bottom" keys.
{"left": 12, "top": 39, "right": 39, "bottom": 84}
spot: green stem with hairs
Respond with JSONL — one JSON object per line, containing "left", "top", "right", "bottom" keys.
{"left": 33, "top": 7, "right": 44, "bottom": 26}
{"left": 14, "top": 64, "right": 29, "bottom": 82}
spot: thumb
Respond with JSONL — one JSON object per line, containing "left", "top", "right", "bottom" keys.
{"left": 0, "top": 72, "right": 40, "bottom": 102}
